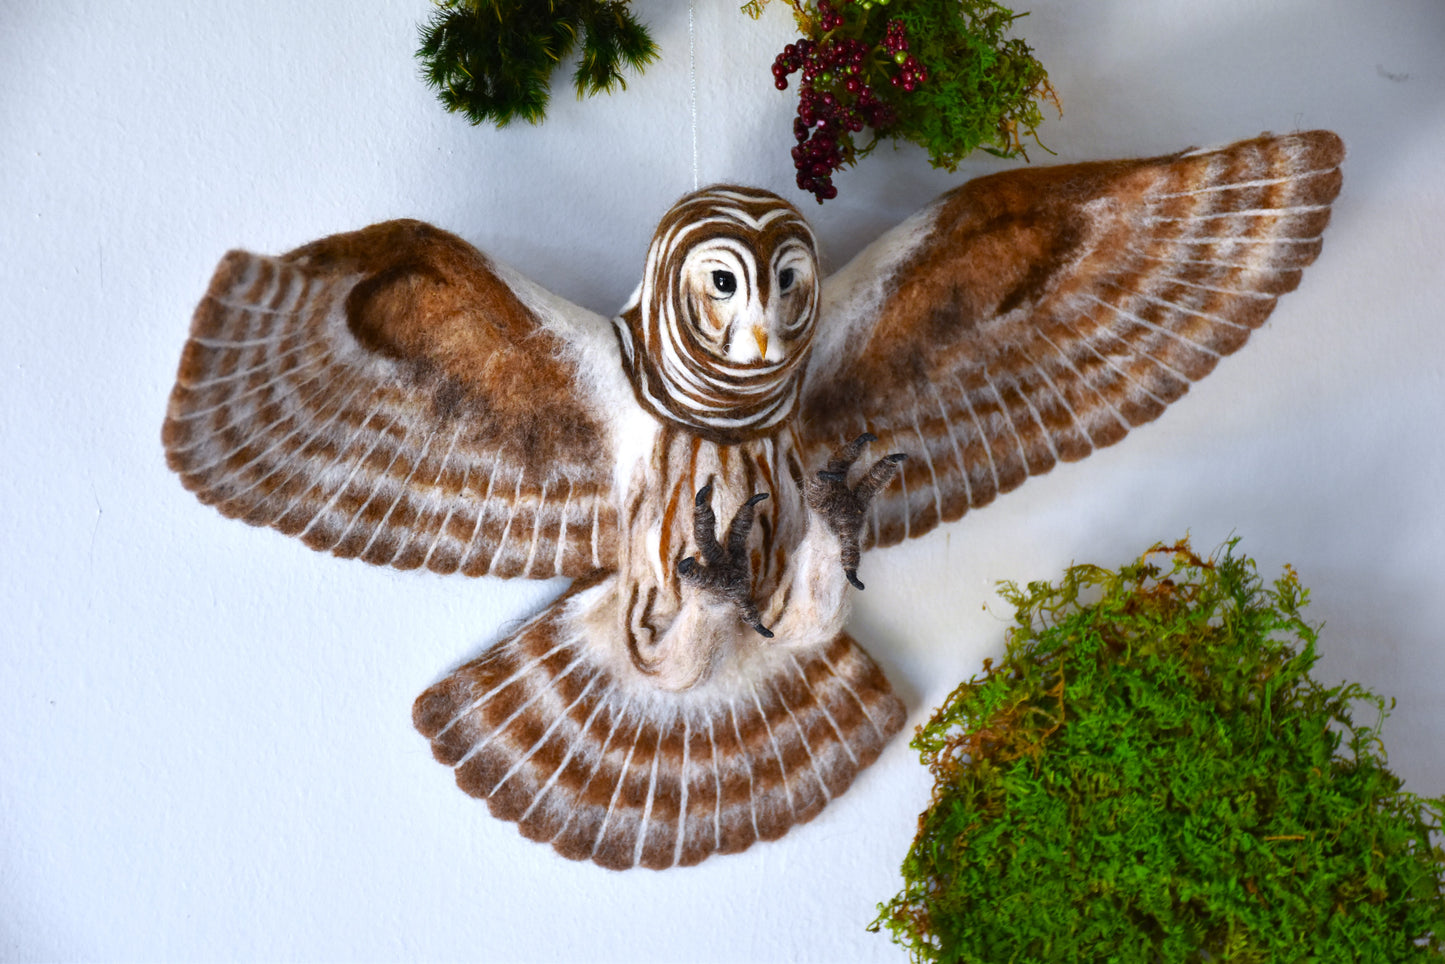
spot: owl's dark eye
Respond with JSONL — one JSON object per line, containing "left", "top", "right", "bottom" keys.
{"left": 778, "top": 268, "right": 796, "bottom": 292}
{"left": 711, "top": 270, "right": 737, "bottom": 296}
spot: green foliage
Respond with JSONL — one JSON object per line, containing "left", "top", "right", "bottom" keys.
{"left": 873, "top": 541, "right": 1445, "bottom": 963}
{"left": 414, "top": 0, "right": 1053, "bottom": 194}
{"left": 773, "top": 0, "right": 1057, "bottom": 192}
{"left": 417, "top": 1, "right": 658, "bottom": 127}
{"left": 887, "top": 0, "right": 1057, "bottom": 167}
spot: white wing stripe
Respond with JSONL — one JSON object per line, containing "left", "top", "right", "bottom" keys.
{"left": 1167, "top": 235, "right": 1325, "bottom": 246}
{"left": 181, "top": 335, "right": 314, "bottom": 390}
{"left": 490, "top": 673, "right": 600, "bottom": 795}
{"left": 299, "top": 411, "right": 406, "bottom": 545}
{"left": 788, "top": 654, "right": 857, "bottom": 766}
{"left": 1014, "top": 343, "right": 1094, "bottom": 456}
{"left": 553, "top": 481, "right": 573, "bottom": 575}
{"left": 432, "top": 632, "right": 575, "bottom": 738}
{"left": 517, "top": 683, "right": 613, "bottom": 824}
{"left": 671, "top": 717, "right": 691, "bottom": 868}
{"left": 948, "top": 372, "right": 1003, "bottom": 502}
{"left": 390, "top": 420, "right": 465, "bottom": 567}
{"left": 1050, "top": 305, "right": 1181, "bottom": 406}
{"left": 750, "top": 686, "right": 796, "bottom": 819}
{"left": 484, "top": 475, "right": 526, "bottom": 575}
{"left": 727, "top": 700, "right": 761, "bottom": 841}
{"left": 358, "top": 424, "right": 438, "bottom": 558}
{"left": 908, "top": 402, "right": 944, "bottom": 524}
{"left": 1150, "top": 276, "right": 1277, "bottom": 300}
{"left": 1113, "top": 287, "right": 1255, "bottom": 334}
{"left": 773, "top": 683, "right": 831, "bottom": 803}
{"left": 1144, "top": 204, "right": 1330, "bottom": 223}
{"left": 1148, "top": 168, "right": 1338, "bottom": 199}
{"left": 520, "top": 479, "right": 549, "bottom": 575}
{"left": 452, "top": 651, "right": 592, "bottom": 768}
{"left": 547, "top": 693, "right": 633, "bottom": 842}
{"left": 631, "top": 735, "right": 663, "bottom": 868}
{"left": 590, "top": 717, "right": 646, "bottom": 862}
{"left": 420, "top": 460, "right": 470, "bottom": 570}
{"left": 169, "top": 346, "right": 331, "bottom": 424}
{"left": 1084, "top": 293, "right": 1226, "bottom": 359}
{"left": 243, "top": 381, "right": 382, "bottom": 522}
{"left": 1031, "top": 328, "right": 1132, "bottom": 434}
{"left": 926, "top": 380, "right": 972, "bottom": 508}
{"left": 814, "top": 649, "right": 885, "bottom": 740}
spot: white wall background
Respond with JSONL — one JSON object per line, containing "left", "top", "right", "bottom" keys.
{"left": 3, "top": 1, "right": 1443, "bottom": 960}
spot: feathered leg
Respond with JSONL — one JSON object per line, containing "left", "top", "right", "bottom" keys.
{"left": 806, "top": 433, "right": 907, "bottom": 589}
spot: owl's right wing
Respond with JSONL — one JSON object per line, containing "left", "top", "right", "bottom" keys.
{"left": 163, "top": 219, "right": 641, "bottom": 579}
{"left": 798, "top": 131, "right": 1344, "bottom": 549}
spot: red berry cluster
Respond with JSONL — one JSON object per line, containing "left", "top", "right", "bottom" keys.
{"left": 882, "top": 18, "right": 927, "bottom": 92}
{"left": 814, "top": 0, "right": 846, "bottom": 31}
{"left": 771, "top": 4, "right": 923, "bottom": 203}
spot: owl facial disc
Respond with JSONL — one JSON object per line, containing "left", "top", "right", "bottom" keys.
{"left": 616, "top": 186, "right": 820, "bottom": 444}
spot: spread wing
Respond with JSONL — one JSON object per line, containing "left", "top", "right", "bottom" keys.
{"left": 163, "top": 219, "right": 638, "bottom": 578}
{"left": 798, "top": 130, "right": 1344, "bottom": 548}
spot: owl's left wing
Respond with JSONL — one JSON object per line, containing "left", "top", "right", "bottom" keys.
{"left": 164, "top": 219, "right": 637, "bottom": 578}
{"left": 798, "top": 131, "right": 1344, "bottom": 548}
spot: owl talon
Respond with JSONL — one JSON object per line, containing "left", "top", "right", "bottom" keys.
{"left": 807, "top": 434, "right": 907, "bottom": 589}
{"left": 677, "top": 485, "right": 773, "bottom": 637}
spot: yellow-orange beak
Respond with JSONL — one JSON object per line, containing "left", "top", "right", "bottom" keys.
{"left": 752, "top": 326, "right": 769, "bottom": 358}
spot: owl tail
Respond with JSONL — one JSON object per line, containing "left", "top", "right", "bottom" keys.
{"left": 413, "top": 580, "right": 906, "bottom": 870}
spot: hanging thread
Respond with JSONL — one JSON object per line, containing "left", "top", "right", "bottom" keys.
{"left": 689, "top": 0, "right": 699, "bottom": 190}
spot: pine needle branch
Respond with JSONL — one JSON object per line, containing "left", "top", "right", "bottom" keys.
{"left": 417, "top": 0, "right": 658, "bottom": 127}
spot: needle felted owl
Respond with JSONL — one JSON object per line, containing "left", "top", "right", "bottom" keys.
{"left": 164, "top": 130, "right": 1343, "bottom": 870}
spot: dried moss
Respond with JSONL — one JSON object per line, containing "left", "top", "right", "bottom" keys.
{"left": 873, "top": 540, "right": 1445, "bottom": 963}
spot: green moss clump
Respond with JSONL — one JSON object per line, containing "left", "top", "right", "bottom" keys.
{"left": 417, "top": 1, "right": 658, "bottom": 127}
{"left": 887, "top": 0, "right": 1057, "bottom": 167}
{"left": 873, "top": 540, "right": 1445, "bottom": 963}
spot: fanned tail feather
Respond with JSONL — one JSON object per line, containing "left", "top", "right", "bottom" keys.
{"left": 413, "top": 588, "right": 905, "bottom": 870}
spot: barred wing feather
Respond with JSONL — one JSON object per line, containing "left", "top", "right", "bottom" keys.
{"left": 412, "top": 575, "right": 906, "bottom": 870}
{"left": 163, "top": 219, "right": 627, "bottom": 578}
{"left": 800, "top": 131, "right": 1344, "bottom": 548}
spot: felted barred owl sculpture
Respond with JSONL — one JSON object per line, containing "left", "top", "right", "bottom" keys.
{"left": 164, "top": 131, "right": 1343, "bottom": 869}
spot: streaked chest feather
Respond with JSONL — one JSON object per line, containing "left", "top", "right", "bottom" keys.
{"left": 618, "top": 425, "right": 808, "bottom": 647}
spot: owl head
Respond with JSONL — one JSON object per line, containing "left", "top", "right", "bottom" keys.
{"left": 616, "top": 186, "right": 820, "bottom": 444}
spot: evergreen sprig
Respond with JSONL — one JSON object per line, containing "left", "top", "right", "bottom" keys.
{"left": 417, "top": 1, "right": 658, "bottom": 127}
{"left": 873, "top": 540, "right": 1445, "bottom": 963}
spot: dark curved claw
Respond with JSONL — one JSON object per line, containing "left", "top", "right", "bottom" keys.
{"left": 677, "top": 484, "right": 774, "bottom": 638}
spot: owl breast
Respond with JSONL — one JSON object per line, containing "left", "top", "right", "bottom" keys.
{"left": 614, "top": 423, "right": 809, "bottom": 684}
